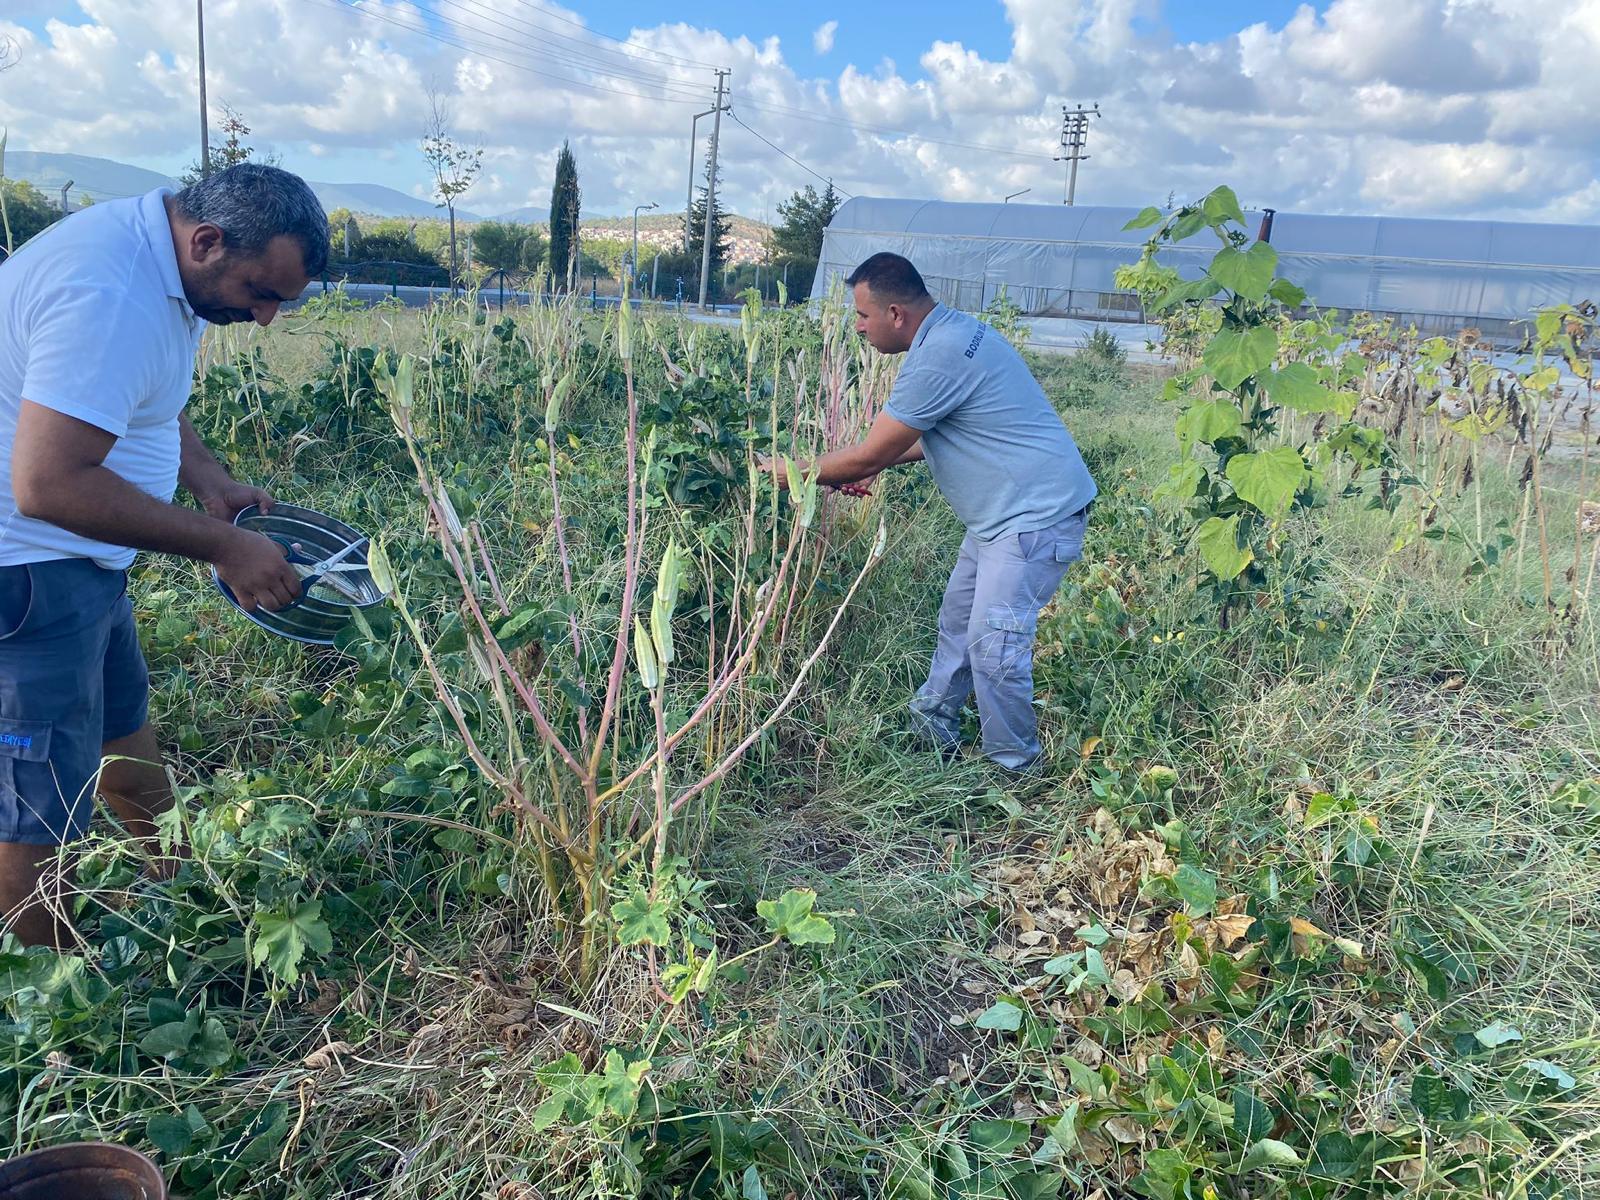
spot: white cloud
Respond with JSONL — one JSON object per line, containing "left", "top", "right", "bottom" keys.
{"left": 812, "top": 20, "right": 837, "bottom": 55}
{"left": 0, "top": 0, "right": 1594, "bottom": 225}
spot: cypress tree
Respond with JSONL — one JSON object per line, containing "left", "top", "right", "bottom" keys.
{"left": 548, "top": 140, "right": 582, "bottom": 290}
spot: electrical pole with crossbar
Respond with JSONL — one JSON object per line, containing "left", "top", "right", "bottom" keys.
{"left": 697, "top": 68, "right": 729, "bottom": 311}
{"left": 1054, "top": 102, "right": 1100, "bottom": 205}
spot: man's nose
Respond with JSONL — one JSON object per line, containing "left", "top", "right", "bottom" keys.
{"left": 253, "top": 301, "right": 282, "bottom": 326}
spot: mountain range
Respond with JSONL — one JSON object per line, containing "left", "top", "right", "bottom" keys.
{"left": 3, "top": 150, "right": 546, "bottom": 224}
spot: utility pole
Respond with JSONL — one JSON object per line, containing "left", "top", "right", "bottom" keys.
{"left": 697, "top": 68, "right": 729, "bottom": 311}
{"left": 683, "top": 106, "right": 717, "bottom": 252}
{"left": 1053, "top": 103, "right": 1100, "bottom": 205}
{"left": 197, "top": 0, "right": 210, "bottom": 179}
{"left": 59, "top": 181, "right": 74, "bottom": 217}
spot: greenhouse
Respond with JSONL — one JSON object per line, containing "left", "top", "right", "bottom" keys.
{"left": 812, "top": 196, "right": 1600, "bottom": 338}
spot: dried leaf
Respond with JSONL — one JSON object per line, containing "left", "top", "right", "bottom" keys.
{"left": 303, "top": 1041, "right": 356, "bottom": 1072}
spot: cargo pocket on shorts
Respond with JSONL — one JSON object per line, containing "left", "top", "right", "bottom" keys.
{"left": 979, "top": 607, "right": 1037, "bottom": 683}
{"left": 0, "top": 719, "right": 55, "bottom": 842}
{"left": 0, "top": 565, "right": 34, "bottom": 642}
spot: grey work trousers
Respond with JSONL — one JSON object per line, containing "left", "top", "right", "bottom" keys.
{"left": 908, "top": 507, "right": 1088, "bottom": 771}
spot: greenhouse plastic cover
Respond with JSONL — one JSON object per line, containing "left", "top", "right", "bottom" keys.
{"left": 812, "top": 197, "right": 1600, "bottom": 329}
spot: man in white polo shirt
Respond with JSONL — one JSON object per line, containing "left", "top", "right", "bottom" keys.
{"left": 0, "top": 163, "right": 327, "bottom": 946}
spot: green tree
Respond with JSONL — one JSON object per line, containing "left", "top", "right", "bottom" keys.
{"left": 0, "top": 178, "right": 62, "bottom": 257}
{"left": 687, "top": 149, "right": 731, "bottom": 298}
{"left": 471, "top": 220, "right": 544, "bottom": 274}
{"left": 548, "top": 141, "right": 581, "bottom": 290}
{"left": 772, "top": 181, "right": 839, "bottom": 261}
{"left": 179, "top": 103, "right": 280, "bottom": 187}
{"left": 422, "top": 89, "right": 483, "bottom": 290}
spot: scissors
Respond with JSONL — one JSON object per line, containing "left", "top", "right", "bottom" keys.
{"left": 271, "top": 536, "right": 370, "bottom": 605}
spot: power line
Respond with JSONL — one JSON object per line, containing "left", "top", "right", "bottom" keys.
{"left": 304, "top": 0, "right": 704, "bottom": 108}
{"left": 410, "top": 0, "right": 711, "bottom": 98}
{"left": 440, "top": 0, "right": 715, "bottom": 85}
{"left": 501, "top": 0, "right": 722, "bottom": 71}
{"left": 727, "top": 108, "right": 853, "bottom": 198}
{"left": 735, "top": 98, "right": 1057, "bottom": 161}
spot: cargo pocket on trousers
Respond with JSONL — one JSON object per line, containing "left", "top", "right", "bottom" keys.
{"left": 979, "top": 607, "right": 1037, "bottom": 683}
{"left": 0, "top": 719, "right": 55, "bottom": 841}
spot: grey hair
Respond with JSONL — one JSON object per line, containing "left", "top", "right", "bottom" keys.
{"left": 174, "top": 163, "right": 330, "bottom": 276}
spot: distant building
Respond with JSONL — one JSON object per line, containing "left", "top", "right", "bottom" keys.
{"left": 813, "top": 197, "right": 1600, "bottom": 340}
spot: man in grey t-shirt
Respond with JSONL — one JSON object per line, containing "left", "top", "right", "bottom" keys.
{"left": 782, "top": 253, "right": 1096, "bottom": 773}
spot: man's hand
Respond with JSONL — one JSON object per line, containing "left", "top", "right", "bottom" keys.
{"left": 195, "top": 479, "right": 274, "bottom": 523}
{"left": 214, "top": 529, "right": 304, "bottom": 613}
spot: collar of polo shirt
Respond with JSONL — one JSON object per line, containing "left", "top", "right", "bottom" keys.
{"left": 141, "top": 189, "right": 196, "bottom": 321}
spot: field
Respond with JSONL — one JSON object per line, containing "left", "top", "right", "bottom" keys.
{"left": 2, "top": 197, "right": 1598, "bottom": 1200}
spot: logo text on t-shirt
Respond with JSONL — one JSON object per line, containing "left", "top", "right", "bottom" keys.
{"left": 964, "top": 325, "right": 986, "bottom": 359}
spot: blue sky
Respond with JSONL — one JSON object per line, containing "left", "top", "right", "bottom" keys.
{"left": 3, "top": 1, "right": 1596, "bottom": 225}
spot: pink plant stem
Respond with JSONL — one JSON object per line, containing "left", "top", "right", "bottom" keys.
{"left": 595, "top": 516, "right": 810, "bottom": 807}
{"left": 588, "top": 356, "right": 644, "bottom": 776}
{"left": 625, "top": 530, "right": 880, "bottom": 856}
{"left": 469, "top": 520, "right": 511, "bottom": 616}
{"left": 546, "top": 435, "right": 590, "bottom": 744}
{"left": 401, "top": 432, "right": 589, "bottom": 783}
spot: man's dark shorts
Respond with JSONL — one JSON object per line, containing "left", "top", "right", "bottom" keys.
{"left": 0, "top": 558, "right": 149, "bottom": 846}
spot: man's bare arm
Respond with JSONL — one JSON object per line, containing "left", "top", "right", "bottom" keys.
{"left": 797, "top": 413, "right": 924, "bottom": 487}
{"left": 12, "top": 400, "right": 303, "bottom": 611}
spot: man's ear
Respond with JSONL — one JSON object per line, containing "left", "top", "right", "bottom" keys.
{"left": 188, "top": 222, "right": 226, "bottom": 265}
{"left": 887, "top": 302, "right": 903, "bottom": 325}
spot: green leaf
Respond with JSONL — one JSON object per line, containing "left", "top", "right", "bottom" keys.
{"left": 599, "top": 1049, "right": 650, "bottom": 1119}
{"left": 1475, "top": 1021, "right": 1523, "bottom": 1048}
{"left": 1209, "top": 242, "right": 1278, "bottom": 300}
{"left": 189, "top": 1017, "right": 235, "bottom": 1070}
{"left": 1226, "top": 447, "right": 1309, "bottom": 519}
{"left": 1232, "top": 1086, "right": 1273, "bottom": 1141}
{"left": 1240, "top": 1139, "right": 1303, "bottom": 1173}
{"left": 974, "top": 1000, "right": 1024, "bottom": 1031}
{"left": 756, "top": 888, "right": 836, "bottom": 946}
{"left": 147, "top": 1113, "right": 194, "bottom": 1156}
{"left": 1268, "top": 277, "right": 1307, "bottom": 307}
{"left": 1077, "top": 923, "right": 1111, "bottom": 946}
{"left": 742, "top": 1164, "right": 770, "bottom": 1200}
{"left": 1520, "top": 1058, "right": 1577, "bottom": 1090}
{"left": 1200, "top": 185, "right": 1246, "bottom": 228}
{"left": 969, "top": 1118, "right": 1031, "bottom": 1155}
{"left": 1123, "top": 206, "right": 1164, "bottom": 230}
{"left": 1153, "top": 459, "right": 1207, "bottom": 503}
{"left": 1410, "top": 1069, "right": 1461, "bottom": 1119}
{"left": 531, "top": 1092, "right": 567, "bottom": 1132}
{"left": 1203, "top": 324, "right": 1279, "bottom": 390}
{"left": 1265, "top": 363, "right": 1346, "bottom": 414}
{"left": 1132, "top": 1148, "right": 1195, "bottom": 1200}
{"left": 612, "top": 892, "right": 671, "bottom": 947}
{"left": 1175, "top": 398, "right": 1242, "bottom": 451}
{"left": 140, "top": 1015, "right": 198, "bottom": 1060}
{"left": 1195, "top": 515, "right": 1253, "bottom": 581}
{"left": 1173, "top": 864, "right": 1218, "bottom": 914}
{"left": 1311, "top": 1132, "right": 1359, "bottom": 1180}
{"left": 1304, "top": 791, "right": 1350, "bottom": 829}
{"left": 1154, "top": 274, "right": 1221, "bottom": 310}
{"left": 250, "top": 900, "right": 333, "bottom": 986}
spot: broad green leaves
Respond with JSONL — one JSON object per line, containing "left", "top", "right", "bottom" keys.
{"left": 1204, "top": 325, "right": 1279, "bottom": 391}
{"left": 974, "top": 999, "right": 1025, "bottom": 1031}
{"left": 1176, "top": 399, "right": 1242, "bottom": 452}
{"left": 612, "top": 892, "right": 671, "bottom": 947}
{"left": 1194, "top": 516, "right": 1254, "bottom": 581}
{"left": 1209, "top": 242, "right": 1278, "bottom": 301}
{"left": 1172, "top": 864, "right": 1219, "bottom": 915}
{"left": 757, "top": 888, "right": 835, "bottom": 945}
{"left": 1264, "top": 363, "right": 1348, "bottom": 415}
{"left": 1226, "top": 447, "right": 1310, "bottom": 520}
{"left": 250, "top": 900, "right": 332, "bottom": 986}
{"left": 1240, "top": 1139, "right": 1303, "bottom": 1173}
{"left": 1123, "top": 205, "right": 1164, "bottom": 230}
